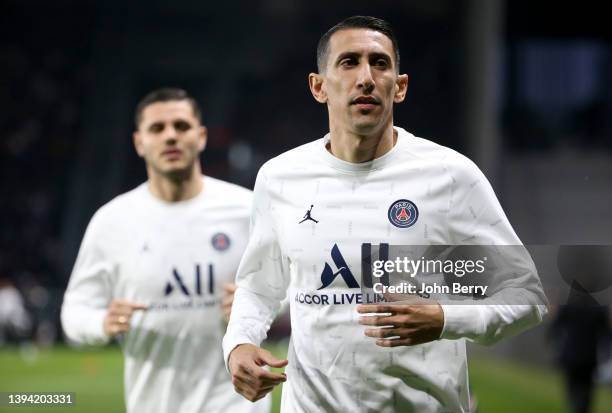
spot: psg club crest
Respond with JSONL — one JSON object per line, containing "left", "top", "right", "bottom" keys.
{"left": 211, "top": 233, "right": 231, "bottom": 251}
{"left": 388, "top": 199, "right": 419, "bottom": 228}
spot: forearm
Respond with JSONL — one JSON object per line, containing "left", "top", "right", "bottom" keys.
{"left": 440, "top": 288, "right": 548, "bottom": 345}
{"left": 223, "top": 287, "right": 281, "bottom": 367}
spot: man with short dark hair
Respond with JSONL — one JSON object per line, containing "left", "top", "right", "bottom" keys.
{"left": 62, "top": 88, "right": 269, "bottom": 413}
{"left": 223, "top": 16, "right": 547, "bottom": 412}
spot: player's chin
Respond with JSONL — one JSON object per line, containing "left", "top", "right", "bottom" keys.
{"left": 352, "top": 118, "right": 384, "bottom": 134}
{"left": 158, "top": 162, "right": 193, "bottom": 178}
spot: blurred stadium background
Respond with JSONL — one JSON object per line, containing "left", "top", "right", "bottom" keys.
{"left": 1, "top": 1, "right": 611, "bottom": 412}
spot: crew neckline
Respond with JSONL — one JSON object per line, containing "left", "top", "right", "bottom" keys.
{"left": 319, "top": 126, "right": 408, "bottom": 173}
{"left": 142, "top": 175, "right": 209, "bottom": 208}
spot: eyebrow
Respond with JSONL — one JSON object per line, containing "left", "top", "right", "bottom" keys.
{"left": 335, "top": 51, "right": 393, "bottom": 65}
{"left": 335, "top": 51, "right": 360, "bottom": 64}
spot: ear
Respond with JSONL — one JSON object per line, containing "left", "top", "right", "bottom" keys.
{"left": 308, "top": 72, "right": 327, "bottom": 103}
{"left": 393, "top": 74, "right": 409, "bottom": 103}
{"left": 198, "top": 125, "right": 207, "bottom": 152}
{"left": 133, "top": 131, "right": 145, "bottom": 157}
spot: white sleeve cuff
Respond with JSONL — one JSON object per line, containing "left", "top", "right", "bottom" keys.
{"left": 88, "top": 309, "right": 111, "bottom": 345}
{"left": 439, "top": 304, "right": 484, "bottom": 340}
{"left": 62, "top": 306, "right": 110, "bottom": 346}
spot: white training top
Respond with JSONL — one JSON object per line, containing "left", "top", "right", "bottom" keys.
{"left": 61, "top": 176, "right": 269, "bottom": 413}
{"left": 223, "top": 127, "right": 547, "bottom": 413}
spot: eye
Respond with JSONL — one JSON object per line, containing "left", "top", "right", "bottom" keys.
{"left": 373, "top": 58, "right": 389, "bottom": 68}
{"left": 174, "top": 120, "right": 191, "bottom": 132}
{"left": 149, "top": 123, "right": 164, "bottom": 133}
{"left": 340, "top": 57, "right": 357, "bottom": 67}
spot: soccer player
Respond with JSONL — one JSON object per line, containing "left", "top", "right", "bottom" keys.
{"left": 223, "top": 16, "right": 547, "bottom": 412}
{"left": 61, "top": 88, "right": 269, "bottom": 413}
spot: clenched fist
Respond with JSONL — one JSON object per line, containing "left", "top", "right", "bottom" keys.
{"left": 103, "top": 299, "right": 147, "bottom": 337}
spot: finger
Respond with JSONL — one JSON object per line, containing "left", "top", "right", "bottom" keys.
{"left": 356, "top": 304, "right": 395, "bottom": 314}
{"left": 252, "top": 386, "right": 276, "bottom": 402}
{"left": 258, "top": 351, "right": 289, "bottom": 369}
{"left": 233, "top": 380, "right": 274, "bottom": 402}
{"left": 383, "top": 291, "right": 429, "bottom": 303}
{"left": 257, "top": 383, "right": 277, "bottom": 393}
{"left": 113, "top": 307, "right": 136, "bottom": 318}
{"left": 130, "top": 303, "right": 148, "bottom": 311}
{"left": 365, "top": 327, "right": 411, "bottom": 339}
{"left": 235, "top": 373, "right": 283, "bottom": 391}
{"left": 233, "top": 372, "right": 257, "bottom": 387}
{"left": 375, "top": 337, "right": 416, "bottom": 347}
{"left": 252, "top": 392, "right": 269, "bottom": 403}
{"left": 222, "top": 283, "right": 237, "bottom": 293}
{"left": 245, "top": 390, "right": 262, "bottom": 403}
{"left": 234, "top": 375, "right": 277, "bottom": 394}
{"left": 113, "top": 300, "right": 148, "bottom": 311}
{"left": 254, "top": 369, "right": 287, "bottom": 384}
{"left": 108, "top": 325, "right": 121, "bottom": 336}
{"left": 117, "top": 315, "right": 129, "bottom": 324}
{"left": 238, "top": 364, "right": 286, "bottom": 384}
{"left": 232, "top": 382, "right": 254, "bottom": 400}
{"left": 222, "top": 295, "right": 233, "bottom": 307}
{"left": 110, "top": 323, "right": 129, "bottom": 335}
{"left": 358, "top": 315, "right": 398, "bottom": 326}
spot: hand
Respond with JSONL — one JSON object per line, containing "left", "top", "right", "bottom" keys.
{"left": 221, "top": 283, "right": 237, "bottom": 324}
{"left": 103, "top": 299, "right": 148, "bottom": 337}
{"left": 228, "top": 343, "right": 288, "bottom": 402}
{"left": 357, "top": 299, "right": 444, "bottom": 347}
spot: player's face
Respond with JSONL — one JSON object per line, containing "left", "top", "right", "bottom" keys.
{"left": 310, "top": 29, "right": 408, "bottom": 135}
{"left": 133, "top": 100, "right": 206, "bottom": 178}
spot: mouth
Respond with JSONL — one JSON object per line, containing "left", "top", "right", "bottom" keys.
{"left": 350, "top": 96, "right": 380, "bottom": 111}
{"left": 161, "top": 149, "right": 183, "bottom": 159}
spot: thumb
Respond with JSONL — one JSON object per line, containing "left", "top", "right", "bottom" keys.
{"left": 258, "top": 350, "right": 288, "bottom": 368}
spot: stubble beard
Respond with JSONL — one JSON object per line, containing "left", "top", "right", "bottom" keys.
{"left": 151, "top": 157, "right": 197, "bottom": 184}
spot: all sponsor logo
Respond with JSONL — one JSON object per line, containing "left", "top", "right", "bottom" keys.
{"left": 164, "top": 264, "right": 215, "bottom": 296}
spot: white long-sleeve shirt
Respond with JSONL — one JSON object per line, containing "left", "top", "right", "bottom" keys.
{"left": 223, "top": 127, "right": 547, "bottom": 413}
{"left": 61, "top": 176, "right": 269, "bottom": 413}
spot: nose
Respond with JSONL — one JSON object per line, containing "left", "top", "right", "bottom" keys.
{"left": 356, "top": 63, "right": 375, "bottom": 94}
{"left": 162, "top": 125, "right": 178, "bottom": 144}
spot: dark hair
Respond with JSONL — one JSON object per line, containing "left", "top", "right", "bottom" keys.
{"left": 316, "top": 16, "right": 400, "bottom": 73}
{"left": 134, "top": 88, "right": 202, "bottom": 128}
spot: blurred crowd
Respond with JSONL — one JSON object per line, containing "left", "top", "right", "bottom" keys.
{"left": 1, "top": 17, "right": 90, "bottom": 343}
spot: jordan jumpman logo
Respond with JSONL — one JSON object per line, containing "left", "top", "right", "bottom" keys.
{"left": 299, "top": 205, "right": 319, "bottom": 224}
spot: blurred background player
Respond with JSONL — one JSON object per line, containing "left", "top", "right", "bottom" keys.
{"left": 0, "top": 276, "right": 32, "bottom": 345}
{"left": 223, "top": 16, "right": 546, "bottom": 412}
{"left": 61, "top": 88, "right": 269, "bottom": 413}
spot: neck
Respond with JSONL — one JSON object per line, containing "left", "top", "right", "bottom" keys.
{"left": 147, "top": 164, "right": 203, "bottom": 202}
{"left": 328, "top": 122, "right": 396, "bottom": 163}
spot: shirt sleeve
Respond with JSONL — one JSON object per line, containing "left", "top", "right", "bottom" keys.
{"left": 60, "top": 210, "right": 114, "bottom": 346}
{"left": 222, "top": 167, "right": 290, "bottom": 366}
{"left": 440, "top": 158, "right": 548, "bottom": 345}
